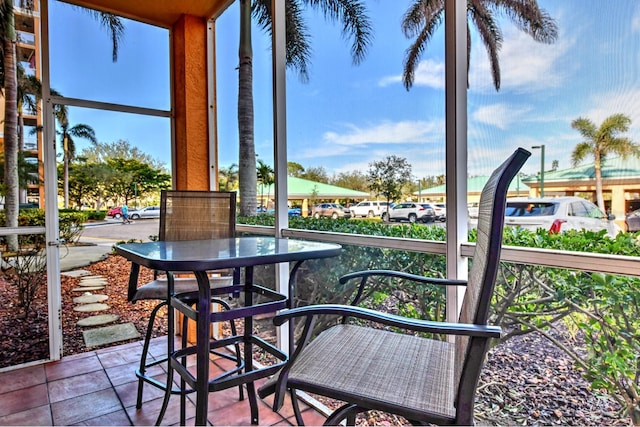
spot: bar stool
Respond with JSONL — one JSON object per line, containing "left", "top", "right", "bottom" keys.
{"left": 127, "top": 191, "right": 243, "bottom": 410}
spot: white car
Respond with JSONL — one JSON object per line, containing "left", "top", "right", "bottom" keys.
{"left": 384, "top": 202, "right": 435, "bottom": 223}
{"left": 468, "top": 202, "right": 479, "bottom": 218}
{"left": 350, "top": 200, "right": 390, "bottom": 218}
{"left": 504, "top": 197, "right": 621, "bottom": 237}
{"left": 129, "top": 206, "right": 161, "bottom": 219}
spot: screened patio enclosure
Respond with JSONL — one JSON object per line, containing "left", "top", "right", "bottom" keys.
{"left": 2, "top": 0, "right": 639, "bottom": 374}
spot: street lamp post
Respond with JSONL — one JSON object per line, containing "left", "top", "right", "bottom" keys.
{"left": 532, "top": 145, "right": 545, "bottom": 197}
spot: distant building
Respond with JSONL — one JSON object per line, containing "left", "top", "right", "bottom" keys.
{"left": 257, "top": 176, "right": 369, "bottom": 215}
{"left": 523, "top": 156, "right": 640, "bottom": 219}
{"left": 414, "top": 175, "right": 529, "bottom": 203}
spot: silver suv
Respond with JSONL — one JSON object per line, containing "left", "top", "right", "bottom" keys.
{"left": 350, "top": 200, "right": 390, "bottom": 218}
{"left": 312, "top": 203, "right": 351, "bottom": 219}
{"left": 384, "top": 202, "right": 435, "bottom": 223}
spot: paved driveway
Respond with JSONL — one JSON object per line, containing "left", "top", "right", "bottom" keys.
{"left": 80, "top": 218, "right": 159, "bottom": 243}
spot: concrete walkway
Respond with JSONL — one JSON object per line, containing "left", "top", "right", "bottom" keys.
{"left": 60, "top": 219, "right": 159, "bottom": 272}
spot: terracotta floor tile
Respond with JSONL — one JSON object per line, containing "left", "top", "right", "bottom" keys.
{"left": 0, "top": 404, "right": 52, "bottom": 426}
{"left": 0, "top": 365, "right": 46, "bottom": 395}
{"left": 293, "top": 406, "right": 328, "bottom": 426}
{"left": 72, "top": 408, "right": 132, "bottom": 426}
{"left": 0, "top": 384, "right": 49, "bottom": 418}
{"left": 45, "top": 353, "right": 103, "bottom": 381}
{"left": 97, "top": 343, "right": 144, "bottom": 365}
{"left": 47, "top": 369, "right": 112, "bottom": 403}
{"left": 126, "top": 394, "right": 195, "bottom": 426}
{"left": 256, "top": 399, "right": 290, "bottom": 426}
{"left": 51, "top": 388, "right": 122, "bottom": 426}
{"left": 105, "top": 361, "right": 164, "bottom": 387}
{"left": 205, "top": 398, "right": 255, "bottom": 426}
{"left": 115, "top": 376, "right": 169, "bottom": 408}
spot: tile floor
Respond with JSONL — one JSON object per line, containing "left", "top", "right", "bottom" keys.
{"left": 0, "top": 337, "right": 328, "bottom": 426}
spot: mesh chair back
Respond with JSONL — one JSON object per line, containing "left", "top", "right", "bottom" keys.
{"left": 159, "top": 190, "right": 236, "bottom": 241}
{"left": 454, "top": 148, "right": 530, "bottom": 384}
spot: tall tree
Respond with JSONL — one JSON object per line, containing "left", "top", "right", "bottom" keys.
{"left": 367, "top": 155, "right": 413, "bottom": 209}
{"left": 401, "top": 0, "right": 558, "bottom": 91}
{"left": 571, "top": 114, "right": 639, "bottom": 212}
{"left": 1, "top": 0, "right": 20, "bottom": 249}
{"left": 256, "top": 159, "right": 274, "bottom": 208}
{"left": 55, "top": 109, "right": 97, "bottom": 209}
{"left": 219, "top": 163, "right": 239, "bottom": 192}
{"left": 237, "top": 0, "right": 372, "bottom": 216}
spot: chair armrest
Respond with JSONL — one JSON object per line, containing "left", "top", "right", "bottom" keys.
{"left": 274, "top": 304, "right": 501, "bottom": 338}
{"left": 339, "top": 269, "right": 468, "bottom": 287}
{"left": 339, "top": 269, "right": 467, "bottom": 307}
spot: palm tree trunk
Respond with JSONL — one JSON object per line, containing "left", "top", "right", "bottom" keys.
{"left": 3, "top": 28, "right": 19, "bottom": 251}
{"left": 594, "top": 151, "right": 606, "bottom": 212}
{"left": 17, "top": 106, "right": 26, "bottom": 204}
{"left": 237, "top": 0, "right": 257, "bottom": 217}
{"left": 63, "top": 136, "right": 69, "bottom": 209}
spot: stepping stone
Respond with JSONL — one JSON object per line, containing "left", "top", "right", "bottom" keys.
{"left": 72, "top": 286, "right": 105, "bottom": 292}
{"left": 62, "top": 269, "right": 93, "bottom": 278}
{"left": 73, "top": 303, "right": 110, "bottom": 312}
{"left": 73, "top": 294, "right": 109, "bottom": 304}
{"left": 83, "top": 323, "right": 140, "bottom": 348}
{"left": 78, "top": 281, "right": 107, "bottom": 287}
{"left": 79, "top": 279, "right": 108, "bottom": 286}
{"left": 77, "top": 314, "right": 119, "bottom": 327}
{"left": 80, "top": 275, "right": 106, "bottom": 281}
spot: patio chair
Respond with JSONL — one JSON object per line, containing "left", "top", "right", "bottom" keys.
{"left": 258, "top": 147, "right": 531, "bottom": 425}
{"left": 128, "top": 190, "right": 242, "bottom": 410}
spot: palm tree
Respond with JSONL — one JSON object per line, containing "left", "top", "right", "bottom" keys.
{"left": 571, "top": 114, "right": 640, "bottom": 212}
{"left": 55, "top": 110, "right": 98, "bottom": 209}
{"left": 236, "top": 0, "right": 372, "bottom": 216}
{"left": 219, "top": 163, "right": 239, "bottom": 192}
{"left": 401, "top": 0, "right": 558, "bottom": 91}
{"left": 256, "top": 159, "right": 274, "bottom": 209}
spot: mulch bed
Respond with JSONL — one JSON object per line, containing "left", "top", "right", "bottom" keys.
{"left": 0, "top": 254, "right": 629, "bottom": 425}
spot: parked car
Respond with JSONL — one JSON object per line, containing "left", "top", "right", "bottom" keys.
{"left": 129, "top": 206, "right": 161, "bottom": 219}
{"left": 421, "top": 202, "right": 445, "bottom": 221}
{"left": 383, "top": 202, "right": 435, "bottom": 223}
{"left": 312, "top": 203, "right": 351, "bottom": 219}
{"left": 350, "top": 200, "right": 390, "bottom": 218}
{"left": 433, "top": 203, "right": 447, "bottom": 221}
{"left": 504, "top": 197, "right": 621, "bottom": 237}
{"left": 625, "top": 208, "right": 640, "bottom": 232}
{"left": 264, "top": 207, "right": 302, "bottom": 217}
{"left": 107, "top": 206, "right": 122, "bottom": 219}
{"left": 468, "top": 202, "right": 479, "bottom": 218}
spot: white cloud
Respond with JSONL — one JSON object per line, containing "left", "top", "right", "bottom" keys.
{"left": 632, "top": 6, "right": 640, "bottom": 32}
{"left": 470, "top": 24, "right": 574, "bottom": 93}
{"left": 378, "top": 59, "right": 444, "bottom": 89}
{"left": 472, "top": 103, "right": 532, "bottom": 129}
{"left": 322, "top": 119, "right": 444, "bottom": 146}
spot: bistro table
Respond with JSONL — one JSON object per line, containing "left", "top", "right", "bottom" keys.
{"left": 116, "top": 236, "right": 342, "bottom": 425}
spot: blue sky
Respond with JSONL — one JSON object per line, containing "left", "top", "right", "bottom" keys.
{"left": 50, "top": 1, "right": 640, "bottom": 180}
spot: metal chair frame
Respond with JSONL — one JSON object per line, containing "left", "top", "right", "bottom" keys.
{"left": 259, "top": 148, "right": 531, "bottom": 425}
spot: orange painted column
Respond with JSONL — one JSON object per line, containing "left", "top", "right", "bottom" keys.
{"left": 172, "top": 15, "right": 210, "bottom": 191}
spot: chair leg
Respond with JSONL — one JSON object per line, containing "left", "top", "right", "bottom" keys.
{"left": 247, "top": 381, "right": 259, "bottom": 424}
{"left": 324, "top": 404, "right": 361, "bottom": 426}
{"left": 136, "top": 300, "right": 168, "bottom": 409}
{"left": 155, "top": 357, "right": 174, "bottom": 426}
{"left": 290, "top": 389, "right": 305, "bottom": 426}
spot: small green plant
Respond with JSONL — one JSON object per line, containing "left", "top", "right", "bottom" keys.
{"left": 1, "top": 235, "right": 47, "bottom": 316}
